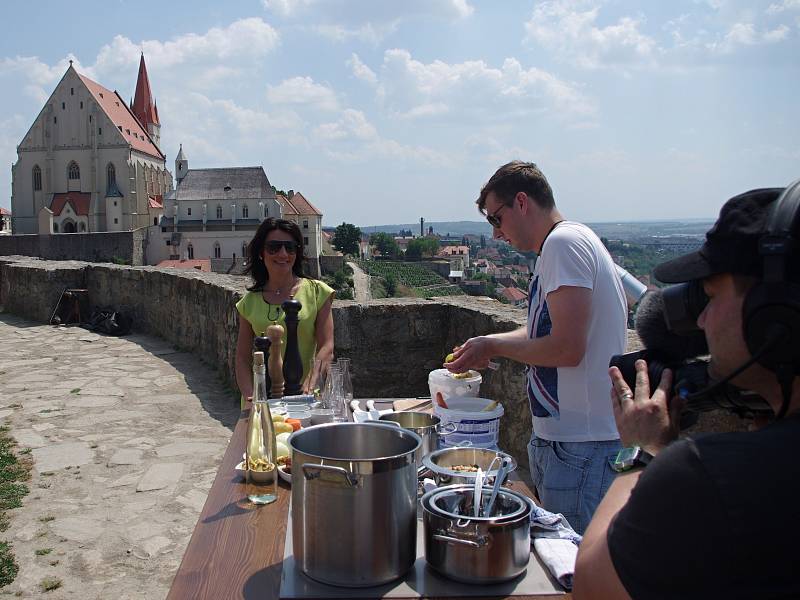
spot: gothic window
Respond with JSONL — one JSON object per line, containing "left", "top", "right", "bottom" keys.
{"left": 79, "top": 223, "right": 86, "bottom": 232}
{"left": 214, "top": 242, "right": 221, "bottom": 259}
{"left": 187, "top": 244, "right": 194, "bottom": 259}
{"left": 32, "top": 165, "right": 42, "bottom": 191}
{"left": 106, "top": 163, "right": 116, "bottom": 190}
{"left": 216, "top": 205, "right": 223, "bottom": 219}
{"left": 242, "top": 204, "right": 249, "bottom": 218}
{"left": 68, "top": 161, "right": 80, "bottom": 180}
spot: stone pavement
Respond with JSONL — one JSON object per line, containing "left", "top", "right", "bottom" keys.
{"left": 0, "top": 314, "right": 241, "bottom": 599}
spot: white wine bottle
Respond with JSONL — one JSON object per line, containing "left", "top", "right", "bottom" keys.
{"left": 246, "top": 351, "right": 278, "bottom": 505}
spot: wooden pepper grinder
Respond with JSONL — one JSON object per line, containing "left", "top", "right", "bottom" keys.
{"left": 282, "top": 298, "right": 304, "bottom": 397}
{"left": 253, "top": 334, "right": 272, "bottom": 398}
{"left": 266, "top": 324, "right": 285, "bottom": 398}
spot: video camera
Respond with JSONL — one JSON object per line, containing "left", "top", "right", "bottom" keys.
{"left": 609, "top": 282, "right": 772, "bottom": 422}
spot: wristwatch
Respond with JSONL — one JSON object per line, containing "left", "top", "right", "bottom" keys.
{"left": 612, "top": 446, "right": 654, "bottom": 473}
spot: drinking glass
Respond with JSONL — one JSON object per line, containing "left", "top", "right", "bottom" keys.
{"left": 337, "top": 358, "right": 354, "bottom": 404}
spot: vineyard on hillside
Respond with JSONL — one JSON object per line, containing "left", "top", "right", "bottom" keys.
{"left": 356, "top": 260, "right": 464, "bottom": 298}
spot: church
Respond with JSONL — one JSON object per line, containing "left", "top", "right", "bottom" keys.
{"left": 10, "top": 55, "right": 171, "bottom": 234}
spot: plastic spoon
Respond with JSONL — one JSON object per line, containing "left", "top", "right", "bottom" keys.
{"left": 473, "top": 467, "right": 484, "bottom": 518}
{"left": 484, "top": 457, "right": 512, "bottom": 518}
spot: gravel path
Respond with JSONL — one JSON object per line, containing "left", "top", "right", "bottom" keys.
{"left": 348, "top": 261, "right": 371, "bottom": 303}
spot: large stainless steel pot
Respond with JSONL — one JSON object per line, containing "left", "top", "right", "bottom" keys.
{"left": 421, "top": 484, "right": 532, "bottom": 584}
{"left": 421, "top": 446, "right": 517, "bottom": 487}
{"left": 289, "top": 422, "right": 421, "bottom": 587}
{"left": 378, "top": 411, "right": 456, "bottom": 464}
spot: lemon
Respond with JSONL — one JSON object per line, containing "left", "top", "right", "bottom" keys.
{"left": 274, "top": 422, "right": 293, "bottom": 435}
{"left": 445, "top": 353, "right": 455, "bottom": 363}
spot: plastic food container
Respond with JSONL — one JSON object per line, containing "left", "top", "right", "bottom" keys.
{"left": 433, "top": 396, "right": 504, "bottom": 449}
{"left": 428, "top": 369, "right": 482, "bottom": 406}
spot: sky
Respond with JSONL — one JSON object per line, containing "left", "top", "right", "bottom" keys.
{"left": 1, "top": 0, "right": 799, "bottom": 226}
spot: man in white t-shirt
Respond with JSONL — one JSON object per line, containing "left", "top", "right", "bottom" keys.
{"left": 447, "top": 161, "right": 627, "bottom": 533}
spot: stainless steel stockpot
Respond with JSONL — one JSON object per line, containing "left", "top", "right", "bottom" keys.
{"left": 421, "top": 484, "right": 532, "bottom": 584}
{"left": 289, "top": 422, "right": 421, "bottom": 587}
{"left": 421, "top": 446, "right": 517, "bottom": 487}
{"left": 378, "top": 411, "right": 456, "bottom": 464}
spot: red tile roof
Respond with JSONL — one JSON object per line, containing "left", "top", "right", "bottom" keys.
{"left": 501, "top": 287, "right": 528, "bottom": 302}
{"left": 148, "top": 195, "right": 164, "bottom": 209}
{"left": 277, "top": 192, "right": 322, "bottom": 216}
{"left": 78, "top": 72, "right": 164, "bottom": 160}
{"left": 51, "top": 192, "right": 91, "bottom": 216}
{"left": 131, "top": 54, "right": 160, "bottom": 129}
{"left": 157, "top": 259, "right": 211, "bottom": 272}
{"left": 0, "top": 207, "right": 11, "bottom": 215}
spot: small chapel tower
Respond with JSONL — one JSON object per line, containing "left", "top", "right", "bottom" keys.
{"left": 175, "top": 144, "right": 188, "bottom": 184}
{"left": 131, "top": 53, "right": 161, "bottom": 147}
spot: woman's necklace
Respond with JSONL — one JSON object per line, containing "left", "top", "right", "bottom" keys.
{"left": 264, "top": 276, "right": 297, "bottom": 296}
{"left": 265, "top": 303, "right": 282, "bottom": 323}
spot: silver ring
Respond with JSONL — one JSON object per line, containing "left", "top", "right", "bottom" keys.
{"left": 619, "top": 392, "right": 633, "bottom": 401}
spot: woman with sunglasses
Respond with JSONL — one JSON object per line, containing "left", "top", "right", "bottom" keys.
{"left": 235, "top": 218, "right": 334, "bottom": 405}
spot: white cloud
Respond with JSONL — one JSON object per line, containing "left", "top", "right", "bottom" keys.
{"left": 312, "top": 23, "right": 396, "bottom": 45}
{"left": 767, "top": 0, "right": 800, "bottom": 14}
{"left": 314, "top": 109, "right": 377, "bottom": 141}
{"left": 267, "top": 77, "right": 339, "bottom": 111}
{"left": 374, "top": 49, "right": 595, "bottom": 120}
{"left": 346, "top": 53, "right": 377, "bottom": 84}
{"left": 708, "top": 22, "right": 791, "bottom": 52}
{"left": 524, "top": 0, "right": 657, "bottom": 69}
{"left": 0, "top": 55, "right": 82, "bottom": 103}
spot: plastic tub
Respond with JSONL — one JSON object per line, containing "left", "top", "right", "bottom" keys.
{"left": 428, "top": 369, "right": 482, "bottom": 406}
{"left": 433, "top": 396, "right": 504, "bottom": 449}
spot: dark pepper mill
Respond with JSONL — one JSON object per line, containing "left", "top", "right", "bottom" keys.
{"left": 253, "top": 334, "right": 272, "bottom": 398}
{"left": 281, "top": 298, "right": 303, "bottom": 396}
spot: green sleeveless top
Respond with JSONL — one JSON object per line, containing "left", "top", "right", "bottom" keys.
{"left": 236, "top": 278, "right": 335, "bottom": 385}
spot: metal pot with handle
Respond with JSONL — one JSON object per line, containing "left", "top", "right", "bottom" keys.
{"left": 378, "top": 411, "right": 456, "bottom": 464}
{"left": 421, "top": 484, "right": 532, "bottom": 584}
{"left": 289, "top": 422, "right": 421, "bottom": 587}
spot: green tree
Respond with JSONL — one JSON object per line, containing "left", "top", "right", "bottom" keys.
{"left": 384, "top": 274, "right": 397, "bottom": 297}
{"left": 369, "top": 232, "right": 400, "bottom": 257}
{"left": 406, "top": 237, "right": 440, "bottom": 259}
{"left": 332, "top": 222, "right": 362, "bottom": 256}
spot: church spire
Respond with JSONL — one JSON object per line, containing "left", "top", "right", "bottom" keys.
{"left": 131, "top": 53, "right": 161, "bottom": 146}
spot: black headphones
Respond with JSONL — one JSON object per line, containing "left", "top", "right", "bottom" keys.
{"left": 742, "top": 178, "right": 800, "bottom": 376}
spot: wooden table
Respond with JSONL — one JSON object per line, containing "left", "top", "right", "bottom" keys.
{"left": 167, "top": 404, "right": 571, "bottom": 600}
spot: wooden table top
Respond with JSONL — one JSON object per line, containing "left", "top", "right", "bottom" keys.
{"left": 167, "top": 404, "right": 571, "bottom": 600}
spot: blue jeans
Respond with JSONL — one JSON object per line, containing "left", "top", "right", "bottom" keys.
{"left": 528, "top": 435, "right": 621, "bottom": 535}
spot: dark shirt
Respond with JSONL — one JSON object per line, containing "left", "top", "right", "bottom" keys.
{"left": 607, "top": 414, "right": 800, "bottom": 599}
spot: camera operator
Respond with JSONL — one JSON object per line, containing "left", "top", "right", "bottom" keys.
{"left": 573, "top": 186, "right": 800, "bottom": 599}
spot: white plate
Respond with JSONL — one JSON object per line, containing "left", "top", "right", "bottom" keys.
{"left": 277, "top": 465, "right": 292, "bottom": 484}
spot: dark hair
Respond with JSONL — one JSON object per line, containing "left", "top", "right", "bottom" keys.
{"left": 477, "top": 160, "right": 555, "bottom": 214}
{"left": 244, "top": 218, "right": 306, "bottom": 291}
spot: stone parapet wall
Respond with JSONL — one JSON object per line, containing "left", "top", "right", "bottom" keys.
{"left": 0, "top": 229, "right": 146, "bottom": 265}
{"left": 0, "top": 256, "right": 741, "bottom": 469}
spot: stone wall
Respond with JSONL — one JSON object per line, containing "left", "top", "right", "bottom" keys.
{"left": 319, "top": 255, "right": 344, "bottom": 275}
{"left": 0, "top": 255, "right": 744, "bottom": 469}
{"left": 0, "top": 229, "right": 146, "bottom": 266}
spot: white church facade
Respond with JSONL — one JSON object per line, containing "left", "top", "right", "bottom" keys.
{"left": 10, "top": 56, "right": 170, "bottom": 234}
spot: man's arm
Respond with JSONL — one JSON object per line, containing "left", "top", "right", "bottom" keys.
{"left": 446, "top": 285, "right": 591, "bottom": 371}
{"left": 573, "top": 360, "right": 681, "bottom": 599}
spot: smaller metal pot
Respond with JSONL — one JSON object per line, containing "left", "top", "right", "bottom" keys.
{"left": 422, "top": 484, "right": 532, "bottom": 584}
{"left": 421, "top": 447, "right": 517, "bottom": 487}
{"left": 378, "top": 412, "right": 456, "bottom": 464}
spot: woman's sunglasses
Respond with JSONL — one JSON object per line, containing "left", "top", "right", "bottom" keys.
{"left": 265, "top": 240, "right": 299, "bottom": 254}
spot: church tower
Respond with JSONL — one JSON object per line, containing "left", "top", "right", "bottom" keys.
{"left": 131, "top": 53, "right": 161, "bottom": 148}
{"left": 175, "top": 144, "right": 188, "bottom": 184}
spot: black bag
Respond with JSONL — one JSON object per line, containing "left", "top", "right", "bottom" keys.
{"left": 87, "top": 308, "right": 132, "bottom": 336}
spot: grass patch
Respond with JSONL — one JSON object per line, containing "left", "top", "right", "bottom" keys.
{"left": 0, "top": 426, "right": 32, "bottom": 588}
{"left": 39, "top": 576, "right": 62, "bottom": 592}
{"left": 0, "top": 541, "right": 18, "bottom": 588}
{"left": 35, "top": 548, "right": 52, "bottom": 556}
{"left": 69, "top": 388, "right": 80, "bottom": 395}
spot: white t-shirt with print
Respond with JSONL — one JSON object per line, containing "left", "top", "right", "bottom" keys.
{"left": 526, "top": 221, "right": 627, "bottom": 442}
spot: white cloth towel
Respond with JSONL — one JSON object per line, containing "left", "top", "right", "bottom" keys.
{"left": 529, "top": 503, "right": 582, "bottom": 590}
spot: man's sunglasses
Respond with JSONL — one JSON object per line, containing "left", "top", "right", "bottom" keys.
{"left": 485, "top": 204, "right": 508, "bottom": 228}
{"left": 265, "top": 240, "right": 299, "bottom": 254}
